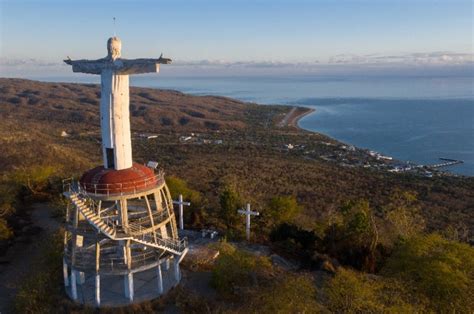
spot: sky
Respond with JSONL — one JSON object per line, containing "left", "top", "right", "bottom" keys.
{"left": 0, "top": 0, "right": 472, "bottom": 77}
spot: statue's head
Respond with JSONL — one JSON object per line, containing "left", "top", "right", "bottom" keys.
{"left": 107, "top": 37, "right": 122, "bottom": 61}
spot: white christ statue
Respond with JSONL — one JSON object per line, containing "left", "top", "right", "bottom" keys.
{"left": 64, "top": 37, "right": 171, "bottom": 170}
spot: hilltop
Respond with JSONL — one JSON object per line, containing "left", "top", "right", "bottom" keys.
{"left": 0, "top": 78, "right": 473, "bottom": 313}
{"left": 0, "top": 78, "right": 473, "bottom": 233}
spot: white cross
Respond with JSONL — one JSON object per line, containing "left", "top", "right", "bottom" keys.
{"left": 238, "top": 203, "right": 259, "bottom": 241}
{"left": 173, "top": 194, "right": 191, "bottom": 230}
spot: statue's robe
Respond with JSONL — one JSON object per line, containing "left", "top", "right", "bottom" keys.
{"left": 66, "top": 57, "right": 170, "bottom": 170}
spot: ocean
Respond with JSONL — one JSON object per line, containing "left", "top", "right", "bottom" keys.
{"left": 36, "top": 74, "right": 474, "bottom": 176}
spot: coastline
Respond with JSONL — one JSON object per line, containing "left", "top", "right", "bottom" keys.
{"left": 289, "top": 105, "right": 470, "bottom": 177}
{"left": 288, "top": 107, "right": 316, "bottom": 128}
{"left": 279, "top": 106, "right": 316, "bottom": 128}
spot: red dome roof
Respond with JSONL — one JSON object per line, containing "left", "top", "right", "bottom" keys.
{"left": 80, "top": 163, "right": 160, "bottom": 195}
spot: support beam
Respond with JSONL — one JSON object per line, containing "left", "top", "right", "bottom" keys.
{"left": 121, "top": 240, "right": 128, "bottom": 265}
{"left": 95, "top": 241, "right": 101, "bottom": 307}
{"left": 160, "top": 225, "right": 168, "bottom": 239}
{"left": 65, "top": 203, "right": 71, "bottom": 223}
{"left": 173, "top": 256, "right": 180, "bottom": 282}
{"left": 119, "top": 199, "right": 129, "bottom": 228}
{"left": 164, "top": 257, "right": 170, "bottom": 270}
{"left": 63, "top": 258, "right": 69, "bottom": 287}
{"left": 163, "top": 185, "right": 178, "bottom": 239}
{"left": 95, "top": 274, "right": 101, "bottom": 307}
{"left": 75, "top": 235, "right": 85, "bottom": 284}
{"left": 76, "top": 270, "right": 85, "bottom": 285}
{"left": 126, "top": 242, "right": 132, "bottom": 269}
{"left": 70, "top": 270, "right": 78, "bottom": 300}
{"left": 144, "top": 195, "right": 158, "bottom": 243}
{"left": 124, "top": 273, "right": 134, "bottom": 302}
{"left": 157, "top": 263, "right": 163, "bottom": 294}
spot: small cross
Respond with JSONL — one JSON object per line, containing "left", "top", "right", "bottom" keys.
{"left": 238, "top": 203, "right": 259, "bottom": 241}
{"left": 173, "top": 194, "right": 191, "bottom": 230}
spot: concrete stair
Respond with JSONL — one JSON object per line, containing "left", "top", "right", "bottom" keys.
{"left": 68, "top": 193, "right": 116, "bottom": 238}
{"left": 132, "top": 237, "right": 187, "bottom": 256}
{"left": 64, "top": 191, "right": 187, "bottom": 257}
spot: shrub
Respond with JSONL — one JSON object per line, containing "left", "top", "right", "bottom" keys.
{"left": 266, "top": 196, "right": 301, "bottom": 226}
{"left": 324, "top": 268, "right": 419, "bottom": 313}
{"left": 14, "top": 230, "right": 64, "bottom": 313}
{"left": 250, "top": 273, "right": 322, "bottom": 313}
{"left": 10, "top": 165, "right": 56, "bottom": 196}
{"left": 383, "top": 233, "right": 474, "bottom": 312}
{"left": 211, "top": 242, "right": 272, "bottom": 298}
{"left": 0, "top": 218, "right": 13, "bottom": 240}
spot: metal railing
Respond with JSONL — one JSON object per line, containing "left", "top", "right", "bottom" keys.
{"left": 66, "top": 191, "right": 118, "bottom": 235}
{"left": 126, "top": 210, "right": 169, "bottom": 233}
{"left": 129, "top": 226, "right": 188, "bottom": 254}
{"left": 62, "top": 171, "right": 165, "bottom": 197}
{"left": 64, "top": 246, "right": 161, "bottom": 272}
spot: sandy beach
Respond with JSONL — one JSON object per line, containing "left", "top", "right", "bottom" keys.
{"left": 279, "top": 106, "right": 316, "bottom": 128}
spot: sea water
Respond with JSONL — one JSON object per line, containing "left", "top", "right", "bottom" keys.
{"left": 36, "top": 75, "right": 474, "bottom": 176}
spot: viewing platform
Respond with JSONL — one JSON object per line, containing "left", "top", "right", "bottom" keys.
{"left": 63, "top": 163, "right": 165, "bottom": 199}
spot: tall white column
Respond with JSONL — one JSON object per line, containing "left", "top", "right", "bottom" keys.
{"left": 95, "top": 274, "right": 101, "bottom": 307}
{"left": 157, "top": 263, "right": 163, "bottom": 294}
{"left": 95, "top": 242, "right": 101, "bottom": 307}
{"left": 63, "top": 258, "right": 69, "bottom": 287}
{"left": 173, "top": 257, "right": 180, "bottom": 283}
{"left": 70, "top": 270, "right": 78, "bottom": 300}
{"left": 77, "top": 271, "right": 85, "bottom": 284}
{"left": 124, "top": 272, "right": 134, "bottom": 302}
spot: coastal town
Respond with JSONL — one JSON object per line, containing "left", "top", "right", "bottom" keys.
{"left": 136, "top": 111, "right": 464, "bottom": 179}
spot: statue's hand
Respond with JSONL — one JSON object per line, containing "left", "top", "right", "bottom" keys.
{"left": 64, "top": 57, "right": 72, "bottom": 65}
{"left": 158, "top": 56, "right": 172, "bottom": 64}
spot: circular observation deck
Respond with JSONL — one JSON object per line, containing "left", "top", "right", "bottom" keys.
{"left": 79, "top": 162, "right": 163, "bottom": 196}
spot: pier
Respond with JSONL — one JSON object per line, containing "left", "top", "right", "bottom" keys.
{"left": 428, "top": 158, "right": 464, "bottom": 169}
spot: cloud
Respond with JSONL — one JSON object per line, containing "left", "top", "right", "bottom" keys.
{"left": 169, "top": 51, "right": 473, "bottom": 70}
{"left": 1, "top": 51, "right": 472, "bottom": 77}
{"left": 0, "top": 58, "right": 60, "bottom": 67}
{"left": 326, "top": 52, "right": 473, "bottom": 65}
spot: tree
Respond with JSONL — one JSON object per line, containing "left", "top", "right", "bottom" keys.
{"left": 218, "top": 186, "right": 242, "bottom": 230}
{"left": 10, "top": 165, "right": 56, "bottom": 196}
{"left": 166, "top": 176, "right": 202, "bottom": 204}
{"left": 324, "top": 200, "right": 379, "bottom": 272}
{"left": 166, "top": 176, "right": 204, "bottom": 227}
{"left": 384, "top": 190, "right": 425, "bottom": 241}
{"left": 383, "top": 234, "right": 474, "bottom": 312}
{"left": 267, "top": 196, "right": 301, "bottom": 226}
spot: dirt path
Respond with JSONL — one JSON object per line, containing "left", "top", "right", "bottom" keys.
{"left": 0, "top": 203, "right": 60, "bottom": 314}
{"left": 278, "top": 107, "right": 297, "bottom": 127}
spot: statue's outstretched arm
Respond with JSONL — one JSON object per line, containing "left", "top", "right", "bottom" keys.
{"left": 117, "top": 56, "right": 172, "bottom": 75}
{"left": 63, "top": 58, "right": 105, "bottom": 75}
